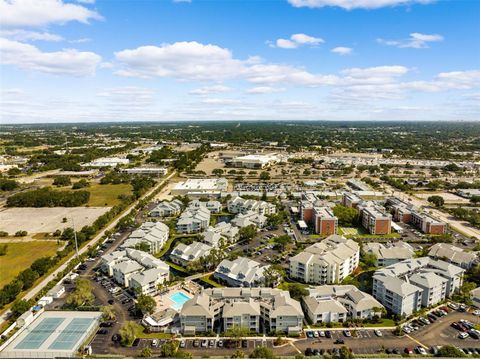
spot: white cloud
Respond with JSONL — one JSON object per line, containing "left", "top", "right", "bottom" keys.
{"left": 76, "top": 0, "right": 95, "bottom": 3}
{"left": 0, "top": 29, "right": 63, "bottom": 42}
{"left": 0, "top": 37, "right": 102, "bottom": 76}
{"left": 377, "top": 32, "right": 443, "bottom": 48}
{"left": 246, "top": 86, "right": 285, "bottom": 94}
{"left": 287, "top": 0, "right": 434, "bottom": 10}
{"left": 189, "top": 85, "right": 232, "bottom": 95}
{"left": 114, "top": 41, "right": 245, "bottom": 80}
{"left": 69, "top": 38, "right": 91, "bottom": 44}
{"left": 331, "top": 46, "right": 353, "bottom": 55}
{"left": 0, "top": 0, "right": 102, "bottom": 28}
{"left": 272, "top": 33, "right": 324, "bottom": 49}
{"left": 247, "top": 63, "right": 339, "bottom": 86}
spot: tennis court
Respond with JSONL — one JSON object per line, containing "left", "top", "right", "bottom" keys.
{"left": 48, "top": 318, "right": 94, "bottom": 350}
{"left": 1, "top": 311, "right": 102, "bottom": 358}
{"left": 15, "top": 318, "right": 64, "bottom": 350}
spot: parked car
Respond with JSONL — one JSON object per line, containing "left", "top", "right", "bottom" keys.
{"left": 305, "top": 348, "right": 313, "bottom": 356}
{"left": 209, "top": 339, "right": 215, "bottom": 347}
{"left": 242, "top": 340, "right": 248, "bottom": 348}
{"left": 201, "top": 339, "right": 207, "bottom": 348}
{"left": 111, "top": 334, "right": 121, "bottom": 342}
{"left": 306, "top": 331, "right": 314, "bottom": 338}
{"left": 374, "top": 329, "right": 382, "bottom": 337}
{"left": 334, "top": 339, "right": 345, "bottom": 344}
{"left": 152, "top": 339, "right": 159, "bottom": 347}
{"left": 415, "top": 346, "right": 428, "bottom": 355}
{"left": 318, "top": 330, "right": 325, "bottom": 337}
{"left": 193, "top": 340, "right": 200, "bottom": 347}
{"left": 404, "top": 348, "right": 413, "bottom": 355}
{"left": 325, "top": 330, "right": 332, "bottom": 338}
{"left": 343, "top": 330, "right": 351, "bottom": 337}
{"left": 459, "top": 332, "right": 469, "bottom": 339}
{"left": 179, "top": 340, "right": 186, "bottom": 348}
{"left": 217, "top": 340, "right": 223, "bottom": 347}
{"left": 97, "top": 329, "right": 108, "bottom": 335}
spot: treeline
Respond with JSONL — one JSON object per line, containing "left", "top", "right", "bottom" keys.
{"left": 380, "top": 175, "right": 413, "bottom": 192}
{"left": 450, "top": 208, "right": 480, "bottom": 228}
{"left": 148, "top": 144, "right": 210, "bottom": 172}
{"left": 0, "top": 178, "right": 18, "bottom": 191}
{"left": 6, "top": 188, "right": 90, "bottom": 207}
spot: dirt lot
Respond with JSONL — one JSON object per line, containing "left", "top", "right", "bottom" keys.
{"left": 415, "top": 192, "right": 470, "bottom": 204}
{"left": 194, "top": 152, "right": 225, "bottom": 175}
{"left": 0, "top": 207, "right": 110, "bottom": 234}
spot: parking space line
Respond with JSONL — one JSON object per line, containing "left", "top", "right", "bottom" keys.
{"left": 289, "top": 341, "right": 301, "bottom": 354}
{"left": 405, "top": 334, "right": 428, "bottom": 349}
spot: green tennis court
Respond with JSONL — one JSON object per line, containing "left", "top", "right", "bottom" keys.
{"left": 48, "top": 318, "right": 95, "bottom": 350}
{"left": 15, "top": 318, "right": 64, "bottom": 350}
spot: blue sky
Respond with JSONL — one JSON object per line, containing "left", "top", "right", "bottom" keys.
{"left": 0, "top": 0, "right": 479, "bottom": 123}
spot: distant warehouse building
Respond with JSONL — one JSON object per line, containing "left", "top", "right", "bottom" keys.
{"left": 226, "top": 153, "right": 278, "bottom": 169}
{"left": 123, "top": 167, "right": 168, "bottom": 175}
{"left": 171, "top": 178, "right": 228, "bottom": 197}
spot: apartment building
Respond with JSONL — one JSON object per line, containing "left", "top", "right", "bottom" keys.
{"left": 121, "top": 221, "right": 169, "bottom": 254}
{"left": 386, "top": 197, "right": 447, "bottom": 234}
{"left": 303, "top": 285, "right": 384, "bottom": 324}
{"left": 359, "top": 204, "right": 392, "bottom": 235}
{"left": 411, "top": 212, "right": 447, "bottom": 235}
{"left": 471, "top": 287, "right": 480, "bottom": 309}
{"left": 214, "top": 257, "right": 270, "bottom": 287}
{"left": 289, "top": 235, "right": 359, "bottom": 284}
{"left": 101, "top": 249, "right": 170, "bottom": 294}
{"left": 372, "top": 257, "right": 464, "bottom": 316}
{"left": 342, "top": 192, "right": 362, "bottom": 208}
{"left": 428, "top": 243, "right": 477, "bottom": 269}
{"left": 363, "top": 242, "right": 415, "bottom": 267}
{"left": 227, "top": 196, "right": 276, "bottom": 216}
{"left": 180, "top": 288, "right": 303, "bottom": 335}
{"left": 201, "top": 222, "right": 239, "bottom": 247}
{"left": 170, "top": 241, "right": 213, "bottom": 267}
{"left": 150, "top": 199, "right": 183, "bottom": 217}
{"left": 176, "top": 206, "right": 211, "bottom": 234}
{"left": 231, "top": 211, "right": 267, "bottom": 228}
{"left": 313, "top": 207, "right": 338, "bottom": 235}
{"left": 189, "top": 200, "right": 223, "bottom": 214}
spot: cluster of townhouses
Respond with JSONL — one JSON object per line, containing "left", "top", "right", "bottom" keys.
{"left": 100, "top": 248, "right": 169, "bottom": 295}
{"left": 121, "top": 221, "right": 169, "bottom": 254}
{"left": 289, "top": 235, "right": 360, "bottom": 284}
{"left": 227, "top": 196, "right": 277, "bottom": 215}
{"left": 372, "top": 257, "right": 464, "bottom": 316}
{"left": 428, "top": 243, "right": 478, "bottom": 269}
{"left": 176, "top": 205, "right": 211, "bottom": 234}
{"left": 386, "top": 197, "right": 447, "bottom": 235}
{"left": 302, "top": 285, "right": 384, "bottom": 324}
{"left": 213, "top": 257, "right": 271, "bottom": 287}
{"left": 180, "top": 288, "right": 304, "bottom": 335}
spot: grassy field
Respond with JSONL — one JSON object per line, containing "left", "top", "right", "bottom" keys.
{"left": 0, "top": 241, "right": 60, "bottom": 287}
{"left": 86, "top": 183, "right": 132, "bottom": 207}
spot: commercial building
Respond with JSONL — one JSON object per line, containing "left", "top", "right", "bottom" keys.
{"left": 428, "top": 243, "right": 477, "bottom": 269}
{"left": 226, "top": 154, "right": 278, "bottom": 169}
{"left": 227, "top": 196, "right": 276, "bottom": 216}
{"left": 171, "top": 178, "right": 228, "bottom": 196}
{"left": 303, "top": 285, "right": 384, "bottom": 324}
{"left": 84, "top": 157, "right": 130, "bottom": 167}
{"left": 150, "top": 199, "right": 183, "bottom": 217}
{"left": 214, "top": 257, "right": 271, "bottom": 287}
{"left": 123, "top": 167, "right": 168, "bottom": 175}
{"left": 121, "top": 221, "right": 169, "bottom": 254}
{"left": 347, "top": 179, "right": 371, "bottom": 192}
{"left": 289, "top": 235, "right": 359, "bottom": 284}
{"left": 180, "top": 287, "right": 303, "bottom": 335}
{"left": 372, "top": 257, "right": 464, "bottom": 316}
{"left": 363, "top": 242, "right": 415, "bottom": 267}
{"left": 170, "top": 241, "right": 212, "bottom": 267}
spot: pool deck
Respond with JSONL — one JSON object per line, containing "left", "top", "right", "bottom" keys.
{"left": 154, "top": 288, "right": 193, "bottom": 313}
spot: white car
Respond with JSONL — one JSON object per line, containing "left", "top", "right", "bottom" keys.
{"left": 374, "top": 329, "right": 382, "bottom": 337}
{"left": 458, "top": 332, "right": 469, "bottom": 339}
{"left": 473, "top": 310, "right": 480, "bottom": 316}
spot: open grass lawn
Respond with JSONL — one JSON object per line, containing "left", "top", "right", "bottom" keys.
{"left": 0, "top": 241, "right": 60, "bottom": 287}
{"left": 86, "top": 183, "right": 132, "bottom": 207}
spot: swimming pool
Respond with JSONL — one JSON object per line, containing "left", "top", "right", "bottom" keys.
{"left": 169, "top": 292, "right": 192, "bottom": 311}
